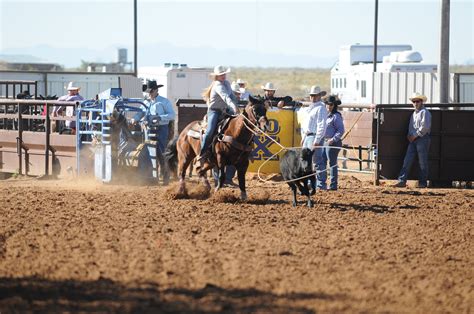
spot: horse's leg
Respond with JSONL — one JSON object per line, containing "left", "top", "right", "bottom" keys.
{"left": 177, "top": 146, "right": 194, "bottom": 194}
{"left": 188, "top": 159, "right": 193, "bottom": 178}
{"left": 236, "top": 160, "right": 249, "bottom": 201}
{"left": 214, "top": 153, "right": 226, "bottom": 191}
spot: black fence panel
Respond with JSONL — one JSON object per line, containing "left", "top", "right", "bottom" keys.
{"left": 376, "top": 104, "right": 474, "bottom": 184}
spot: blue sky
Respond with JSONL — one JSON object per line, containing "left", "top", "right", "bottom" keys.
{"left": 0, "top": 0, "right": 473, "bottom": 68}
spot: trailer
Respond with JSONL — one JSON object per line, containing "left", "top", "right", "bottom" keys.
{"left": 331, "top": 44, "right": 438, "bottom": 104}
{"left": 0, "top": 70, "right": 142, "bottom": 100}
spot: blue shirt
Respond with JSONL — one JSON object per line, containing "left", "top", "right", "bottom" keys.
{"left": 147, "top": 95, "right": 175, "bottom": 126}
{"left": 325, "top": 112, "right": 345, "bottom": 142}
{"left": 408, "top": 107, "right": 431, "bottom": 137}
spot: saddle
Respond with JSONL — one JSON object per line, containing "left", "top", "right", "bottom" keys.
{"left": 186, "top": 115, "right": 233, "bottom": 142}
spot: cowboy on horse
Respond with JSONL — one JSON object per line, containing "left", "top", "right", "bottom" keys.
{"left": 197, "top": 65, "right": 239, "bottom": 165}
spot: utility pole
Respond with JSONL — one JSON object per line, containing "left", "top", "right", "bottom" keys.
{"left": 134, "top": 0, "right": 138, "bottom": 77}
{"left": 373, "top": 0, "right": 379, "bottom": 72}
{"left": 439, "top": 0, "right": 450, "bottom": 103}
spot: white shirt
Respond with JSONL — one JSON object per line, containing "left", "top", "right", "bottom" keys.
{"left": 304, "top": 101, "right": 328, "bottom": 145}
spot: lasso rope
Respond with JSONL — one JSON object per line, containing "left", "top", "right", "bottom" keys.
{"left": 239, "top": 112, "right": 349, "bottom": 185}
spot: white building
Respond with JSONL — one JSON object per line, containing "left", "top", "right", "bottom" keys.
{"left": 331, "top": 44, "right": 437, "bottom": 104}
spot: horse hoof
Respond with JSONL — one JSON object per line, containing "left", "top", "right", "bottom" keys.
{"left": 292, "top": 202, "right": 297, "bottom": 207}
{"left": 307, "top": 201, "right": 313, "bottom": 208}
{"left": 240, "top": 192, "right": 247, "bottom": 201}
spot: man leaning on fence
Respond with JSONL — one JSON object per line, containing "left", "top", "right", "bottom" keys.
{"left": 393, "top": 92, "right": 432, "bottom": 188}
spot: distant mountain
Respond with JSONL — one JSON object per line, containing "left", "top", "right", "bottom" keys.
{"left": 0, "top": 43, "right": 337, "bottom": 69}
{"left": 0, "top": 54, "right": 46, "bottom": 63}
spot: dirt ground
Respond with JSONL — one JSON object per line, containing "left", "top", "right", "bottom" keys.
{"left": 0, "top": 173, "right": 472, "bottom": 313}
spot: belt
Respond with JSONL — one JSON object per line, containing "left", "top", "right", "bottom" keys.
{"left": 306, "top": 133, "right": 315, "bottom": 136}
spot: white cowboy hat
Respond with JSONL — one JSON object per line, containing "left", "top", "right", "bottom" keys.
{"left": 231, "top": 82, "right": 245, "bottom": 94}
{"left": 309, "top": 85, "right": 326, "bottom": 96}
{"left": 210, "top": 65, "right": 231, "bottom": 76}
{"left": 409, "top": 92, "right": 427, "bottom": 102}
{"left": 261, "top": 82, "right": 277, "bottom": 91}
{"left": 66, "top": 81, "right": 80, "bottom": 91}
{"left": 236, "top": 78, "right": 246, "bottom": 84}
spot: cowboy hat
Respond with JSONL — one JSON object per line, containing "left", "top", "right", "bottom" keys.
{"left": 231, "top": 82, "right": 245, "bottom": 94}
{"left": 66, "top": 82, "right": 80, "bottom": 91}
{"left": 324, "top": 95, "right": 342, "bottom": 106}
{"left": 236, "top": 78, "right": 246, "bottom": 84}
{"left": 145, "top": 80, "right": 164, "bottom": 92}
{"left": 210, "top": 65, "right": 231, "bottom": 76}
{"left": 261, "top": 82, "right": 277, "bottom": 91}
{"left": 309, "top": 85, "right": 327, "bottom": 96}
{"left": 409, "top": 92, "right": 427, "bottom": 102}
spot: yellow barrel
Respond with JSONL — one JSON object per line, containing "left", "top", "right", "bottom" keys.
{"left": 248, "top": 107, "right": 294, "bottom": 173}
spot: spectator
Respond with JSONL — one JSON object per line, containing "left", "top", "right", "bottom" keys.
{"left": 55, "top": 82, "right": 84, "bottom": 134}
{"left": 301, "top": 85, "right": 328, "bottom": 191}
{"left": 236, "top": 78, "right": 251, "bottom": 101}
{"left": 321, "top": 95, "right": 344, "bottom": 190}
{"left": 261, "top": 82, "right": 293, "bottom": 108}
{"left": 393, "top": 93, "right": 432, "bottom": 188}
{"left": 145, "top": 80, "right": 176, "bottom": 185}
{"left": 198, "top": 65, "right": 239, "bottom": 165}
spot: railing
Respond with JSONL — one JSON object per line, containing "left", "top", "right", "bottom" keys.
{"left": 0, "top": 99, "right": 78, "bottom": 177}
{"left": 0, "top": 80, "right": 38, "bottom": 99}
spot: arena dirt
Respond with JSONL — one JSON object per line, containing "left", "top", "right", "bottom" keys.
{"left": 0, "top": 174, "right": 472, "bottom": 313}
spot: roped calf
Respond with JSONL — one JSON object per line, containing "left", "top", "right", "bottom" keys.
{"left": 280, "top": 148, "right": 316, "bottom": 207}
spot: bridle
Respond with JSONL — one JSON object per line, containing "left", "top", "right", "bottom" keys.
{"left": 242, "top": 103, "right": 267, "bottom": 134}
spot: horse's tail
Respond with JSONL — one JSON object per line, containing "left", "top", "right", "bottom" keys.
{"left": 164, "top": 135, "right": 179, "bottom": 175}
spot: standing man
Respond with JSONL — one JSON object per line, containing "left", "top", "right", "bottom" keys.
{"left": 301, "top": 86, "right": 328, "bottom": 191}
{"left": 145, "top": 80, "right": 176, "bottom": 185}
{"left": 394, "top": 93, "right": 432, "bottom": 188}
{"left": 55, "top": 82, "right": 84, "bottom": 134}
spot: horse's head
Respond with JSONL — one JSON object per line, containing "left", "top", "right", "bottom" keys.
{"left": 246, "top": 95, "right": 269, "bottom": 132}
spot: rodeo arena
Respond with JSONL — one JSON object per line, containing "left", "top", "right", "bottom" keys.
{"left": 1, "top": 44, "right": 473, "bottom": 313}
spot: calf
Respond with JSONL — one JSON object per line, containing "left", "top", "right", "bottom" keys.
{"left": 280, "top": 148, "right": 316, "bottom": 207}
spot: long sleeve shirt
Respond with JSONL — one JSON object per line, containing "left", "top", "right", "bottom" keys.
{"left": 304, "top": 101, "right": 328, "bottom": 144}
{"left": 325, "top": 112, "right": 345, "bottom": 142}
{"left": 147, "top": 95, "right": 176, "bottom": 126}
{"left": 208, "top": 80, "right": 238, "bottom": 113}
{"left": 56, "top": 94, "right": 84, "bottom": 128}
{"left": 408, "top": 107, "right": 431, "bottom": 137}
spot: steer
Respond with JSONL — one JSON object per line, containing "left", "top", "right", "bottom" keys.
{"left": 280, "top": 148, "right": 316, "bottom": 207}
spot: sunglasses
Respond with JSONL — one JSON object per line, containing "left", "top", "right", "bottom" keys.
{"left": 412, "top": 100, "right": 422, "bottom": 103}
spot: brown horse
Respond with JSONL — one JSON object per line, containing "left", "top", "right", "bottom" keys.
{"left": 175, "top": 96, "right": 269, "bottom": 200}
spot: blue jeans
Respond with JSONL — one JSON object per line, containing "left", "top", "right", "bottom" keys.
{"left": 201, "top": 109, "right": 222, "bottom": 154}
{"left": 213, "top": 165, "right": 236, "bottom": 186}
{"left": 303, "top": 136, "right": 325, "bottom": 190}
{"left": 157, "top": 125, "right": 169, "bottom": 183}
{"left": 322, "top": 140, "right": 342, "bottom": 190}
{"left": 397, "top": 135, "right": 431, "bottom": 186}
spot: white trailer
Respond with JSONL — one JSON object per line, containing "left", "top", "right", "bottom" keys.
{"left": 331, "top": 44, "right": 438, "bottom": 104}
{"left": 0, "top": 71, "right": 140, "bottom": 100}
{"left": 138, "top": 64, "right": 212, "bottom": 107}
